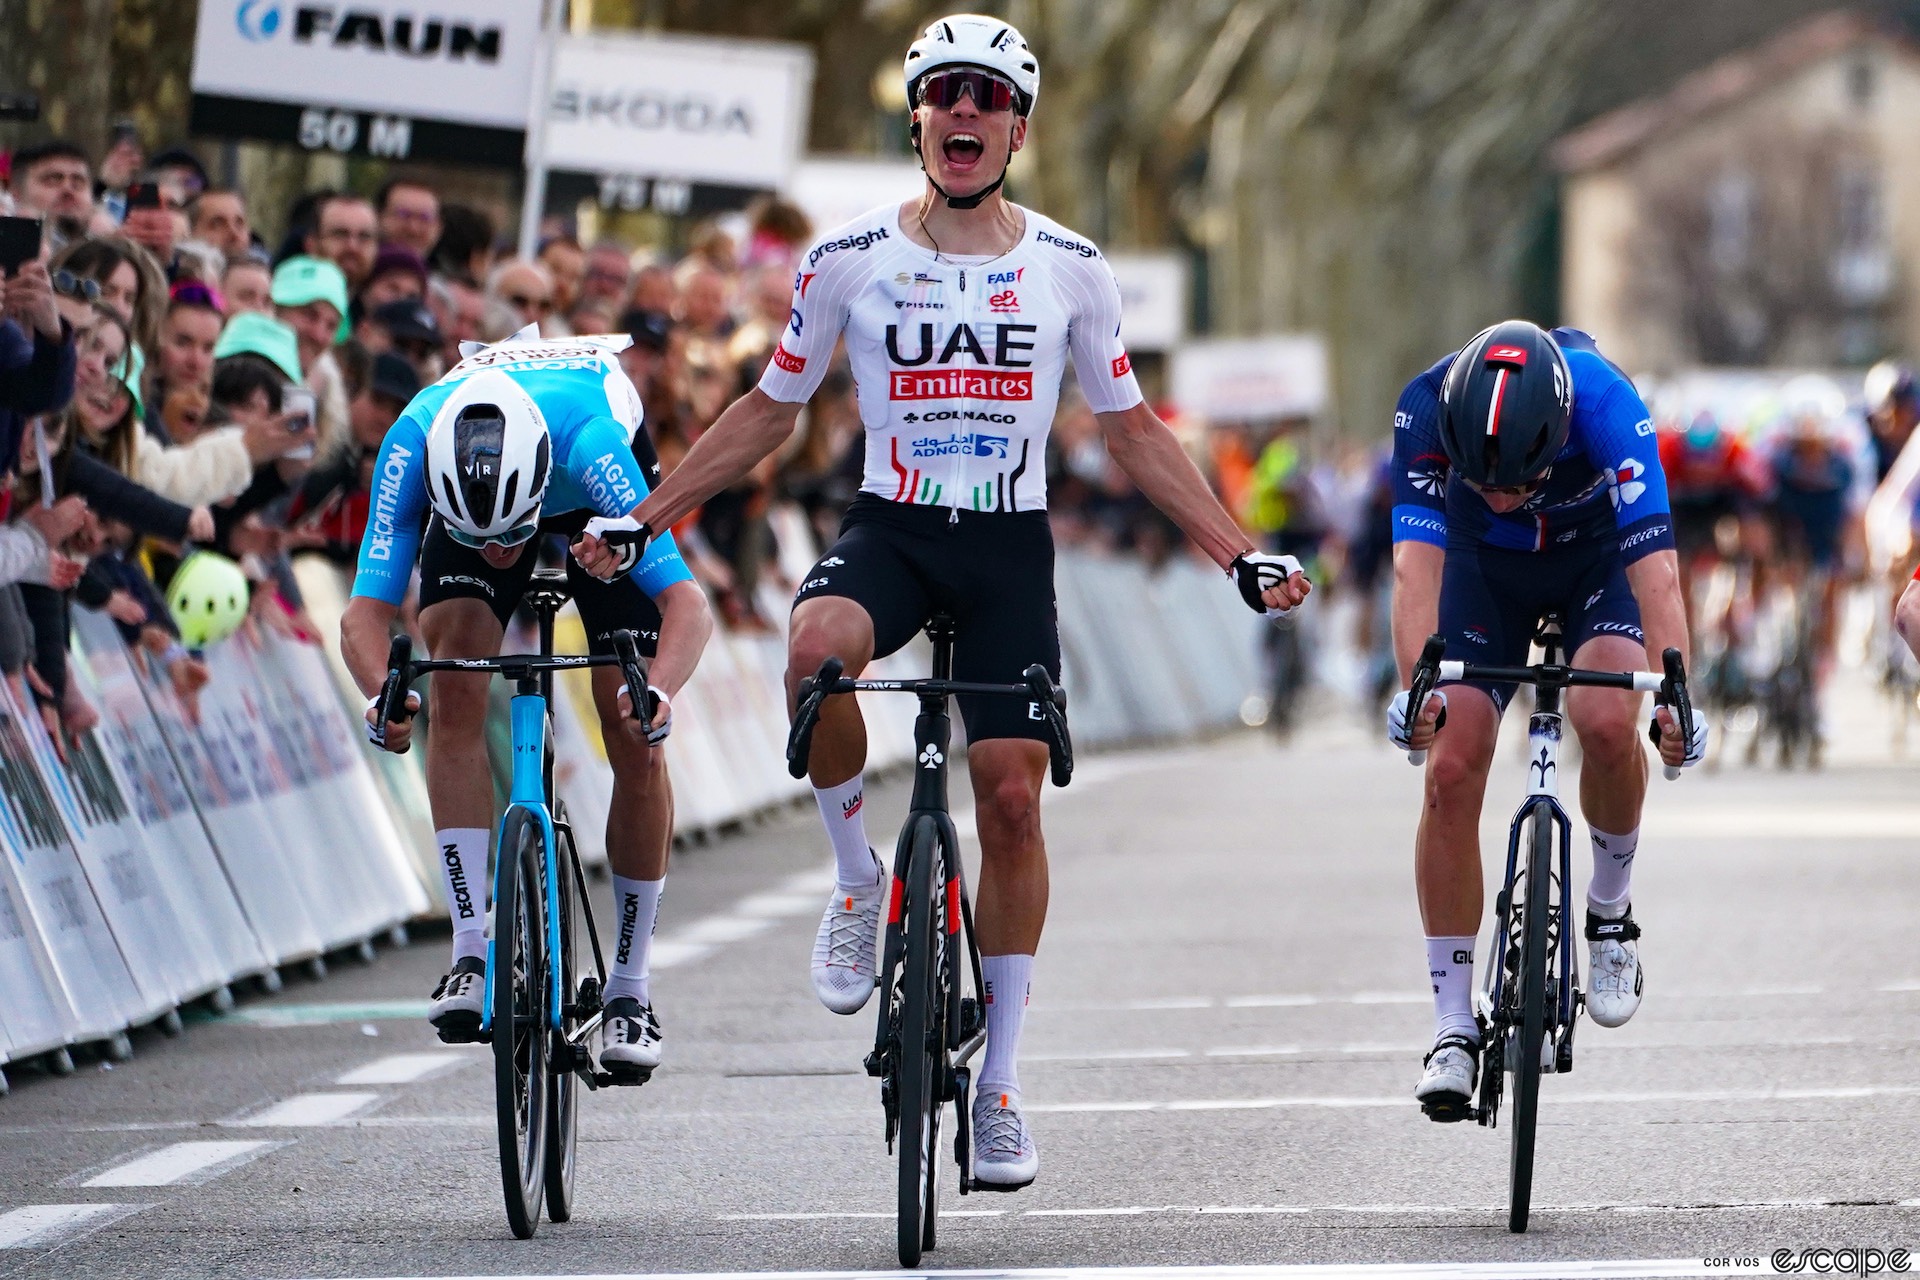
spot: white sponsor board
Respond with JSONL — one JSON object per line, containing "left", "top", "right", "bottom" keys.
{"left": 543, "top": 31, "right": 814, "bottom": 188}
{"left": 1108, "top": 253, "right": 1189, "bottom": 352}
{"left": 191, "top": 0, "right": 540, "bottom": 128}
{"left": 1171, "top": 334, "right": 1330, "bottom": 423}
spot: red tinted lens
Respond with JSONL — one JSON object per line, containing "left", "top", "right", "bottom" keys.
{"left": 921, "top": 70, "right": 1016, "bottom": 112}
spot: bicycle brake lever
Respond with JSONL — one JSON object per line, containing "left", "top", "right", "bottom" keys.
{"left": 786, "top": 656, "right": 844, "bottom": 779}
{"left": 609, "top": 629, "right": 653, "bottom": 730}
{"left": 1656, "top": 646, "right": 1692, "bottom": 781}
{"left": 1406, "top": 633, "right": 1445, "bottom": 766}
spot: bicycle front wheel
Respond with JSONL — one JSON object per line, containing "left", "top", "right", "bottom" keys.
{"left": 495, "top": 809, "right": 550, "bottom": 1239}
{"left": 896, "top": 817, "right": 942, "bottom": 1268}
{"left": 1508, "top": 802, "right": 1552, "bottom": 1234}
{"left": 543, "top": 814, "right": 579, "bottom": 1223}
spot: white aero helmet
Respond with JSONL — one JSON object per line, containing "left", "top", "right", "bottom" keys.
{"left": 425, "top": 368, "right": 552, "bottom": 545}
{"left": 903, "top": 14, "right": 1040, "bottom": 118}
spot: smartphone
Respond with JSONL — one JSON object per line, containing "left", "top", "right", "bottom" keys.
{"left": 281, "top": 387, "right": 316, "bottom": 461}
{"left": 0, "top": 216, "right": 42, "bottom": 274}
{"left": 125, "top": 182, "right": 163, "bottom": 211}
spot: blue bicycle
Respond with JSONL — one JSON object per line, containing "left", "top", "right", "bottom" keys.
{"left": 378, "top": 569, "right": 657, "bottom": 1239}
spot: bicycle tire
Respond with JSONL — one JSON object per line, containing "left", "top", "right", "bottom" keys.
{"left": 896, "top": 818, "right": 941, "bottom": 1268}
{"left": 543, "top": 815, "right": 578, "bottom": 1222}
{"left": 1508, "top": 802, "right": 1551, "bottom": 1234}
{"left": 495, "top": 808, "right": 550, "bottom": 1239}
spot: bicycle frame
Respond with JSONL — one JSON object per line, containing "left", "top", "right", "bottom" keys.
{"left": 480, "top": 686, "right": 565, "bottom": 1038}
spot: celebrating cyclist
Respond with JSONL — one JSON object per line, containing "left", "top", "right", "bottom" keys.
{"left": 575, "top": 13, "right": 1307, "bottom": 1190}
{"left": 1386, "top": 321, "right": 1704, "bottom": 1121}
{"left": 340, "top": 328, "right": 713, "bottom": 1078}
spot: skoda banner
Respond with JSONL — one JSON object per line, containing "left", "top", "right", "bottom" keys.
{"left": 189, "top": 0, "right": 542, "bottom": 166}
{"left": 541, "top": 31, "right": 814, "bottom": 215}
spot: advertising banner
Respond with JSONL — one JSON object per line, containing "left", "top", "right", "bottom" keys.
{"left": 1170, "top": 334, "right": 1330, "bottom": 423}
{"left": 189, "top": 0, "right": 541, "bottom": 165}
{"left": 1108, "top": 253, "right": 1190, "bottom": 352}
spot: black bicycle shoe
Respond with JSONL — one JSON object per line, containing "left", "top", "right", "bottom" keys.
{"left": 429, "top": 956, "right": 486, "bottom": 1044}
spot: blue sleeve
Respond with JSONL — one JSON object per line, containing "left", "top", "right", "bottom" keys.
{"left": 1390, "top": 372, "right": 1450, "bottom": 548}
{"left": 565, "top": 416, "right": 694, "bottom": 597}
{"left": 1581, "top": 376, "right": 1674, "bottom": 563}
{"left": 350, "top": 412, "right": 430, "bottom": 605}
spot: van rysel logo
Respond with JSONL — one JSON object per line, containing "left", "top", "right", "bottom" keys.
{"left": 241, "top": 3, "right": 503, "bottom": 60}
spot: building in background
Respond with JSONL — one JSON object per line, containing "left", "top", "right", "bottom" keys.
{"left": 1556, "top": 10, "right": 1920, "bottom": 374}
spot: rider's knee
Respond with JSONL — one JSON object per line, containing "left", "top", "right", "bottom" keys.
{"left": 428, "top": 672, "right": 490, "bottom": 733}
{"left": 600, "top": 715, "right": 666, "bottom": 784}
{"left": 786, "top": 608, "right": 870, "bottom": 691}
{"left": 1424, "top": 717, "right": 1496, "bottom": 804}
{"left": 1571, "top": 695, "right": 1639, "bottom": 767}
{"left": 974, "top": 764, "right": 1043, "bottom": 843}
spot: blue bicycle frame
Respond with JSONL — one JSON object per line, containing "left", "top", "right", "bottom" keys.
{"left": 479, "top": 692, "right": 565, "bottom": 1037}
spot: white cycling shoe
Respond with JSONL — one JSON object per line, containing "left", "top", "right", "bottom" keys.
{"left": 1414, "top": 1033, "right": 1480, "bottom": 1122}
{"left": 429, "top": 956, "right": 486, "bottom": 1044}
{"left": 599, "top": 997, "right": 663, "bottom": 1083}
{"left": 811, "top": 858, "right": 885, "bottom": 1015}
{"left": 1585, "top": 905, "right": 1644, "bottom": 1028}
{"left": 971, "top": 1088, "right": 1039, "bottom": 1190}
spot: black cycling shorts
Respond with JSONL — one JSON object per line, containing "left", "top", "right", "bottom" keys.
{"left": 794, "top": 494, "right": 1059, "bottom": 744}
{"left": 417, "top": 516, "right": 661, "bottom": 657}
{"left": 1436, "top": 539, "right": 1643, "bottom": 716}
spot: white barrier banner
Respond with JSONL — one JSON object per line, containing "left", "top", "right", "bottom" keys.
{"left": 0, "top": 687, "right": 80, "bottom": 1060}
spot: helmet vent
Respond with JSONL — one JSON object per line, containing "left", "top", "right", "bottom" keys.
{"left": 500, "top": 473, "right": 518, "bottom": 519}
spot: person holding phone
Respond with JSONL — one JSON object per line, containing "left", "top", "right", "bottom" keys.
{"left": 0, "top": 212, "right": 76, "bottom": 490}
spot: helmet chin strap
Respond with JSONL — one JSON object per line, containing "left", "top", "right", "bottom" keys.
{"left": 912, "top": 119, "right": 1012, "bottom": 212}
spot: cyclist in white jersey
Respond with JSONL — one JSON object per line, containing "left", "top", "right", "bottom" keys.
{"left": 576, "top": 12, "right": 1308, "bottom": 1190}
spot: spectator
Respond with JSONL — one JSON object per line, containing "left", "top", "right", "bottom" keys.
{"left": 427, "top": 274, "right": 484, "bottom": 366}
{"left": 0, "top": 258, "right": 75, "bottom": 481}
{"left": 357, "top": 245, "right": 428, "bottom": 314}
{"left": 355, "top": 298, "right": 443, "bottom": 383}
{"left": 375, "top": 179, "right": 441, "bottom": 260}
{"left": 189, "top": 189, "right": 252, "bottom": 260}
{"left": 94, "top": 122, "right": 143, "bottom": 220}
{"left": 286, "top": 351, "right": 419, "bottom": 563}
{"left": 538, "top": 235, "right": 585, "bottom": 326}
{"left": 8, "top": 140, "right": 95, "bottom": 253}
{"left": 221, "top": 256, "right": 273, "bottom": 316}
{"left": 52, "top": 235, "right": 166, "bottom": 355}
{"left": 268, "top": 258, "right": 351, "bottom": 456}
{"left": 581, "top": 241, "right": 632, "bottom": 311}
{"left": 147, "top": 288, "right": 222, "bottom": 434}
{"left": 146, "top": 146, "right": 210, "bottom": 202}
{"left": 121, "top": 181, "right": 183, "bottom": 275}
{"left": 728, "top": 262, "right": 791, "bottom": 372}
{"left": 429, "top": 202, "right": 494, "bottom": 288}
{"left": 675, "top": 261, "right": 734, "bottom": 342}
{"left": 568, "top": 301, "right": 618, "bottom": 337}
{"left": 629, "top": 262, "right": 675, "bottom": 315}
{"left": 618, "top": 309, "right": 674, "bottom": 424}
{"left": 305, "top": 193, "right": 379, "bottom": 292}
{"left": 741, "top": 195, "right": 812, "bottom": 269}
{"left": 485, "top": 259, "right": 554, "bottom": 338}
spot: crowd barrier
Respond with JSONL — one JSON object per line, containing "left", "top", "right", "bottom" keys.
{"left": 2, "top": 532, "right": 1264, "bottom": 1088}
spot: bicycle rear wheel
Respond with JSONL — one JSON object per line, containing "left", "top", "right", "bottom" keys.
{"left": 543, "top": 815, "right": 579, "bottom": 1222}
{"left": 1508, "top": 803, "right": 1551, "bottom": 1234}
{"left": 896, "top": 818, "right": 942, "bottom": 1268}
{"left": 495, "top": 809, "right": 550, "bottom": 1239}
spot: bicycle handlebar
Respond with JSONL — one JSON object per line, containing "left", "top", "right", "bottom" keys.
{"left": 1404, "top": 634, "right": 1694, "bottom": 779}
{"left": 785, "top": 659, "right": 1075, "bottom": 787}
{"left": 375, "top": 628, "right": 658, "bottom": 751}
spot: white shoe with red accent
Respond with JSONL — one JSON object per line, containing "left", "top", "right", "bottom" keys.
{"left": 971, "top": 1088, "right": 1038, "bottom": 1190}
{"left": 810, "top": 856, "right": 884, "bottom": 1015}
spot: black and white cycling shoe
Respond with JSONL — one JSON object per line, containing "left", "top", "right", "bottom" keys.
{"left": 429, "top": 956, "right": 486, "bottom": 1044}
{"left": 1415, "top": 1033, "right": 1480, "bottom": 1122}
{"left": 1585, "top": 905, "right": 1644, "bottom": 1028}
{"left": 599, "top": 997, "right": 663, "bottom": 1084}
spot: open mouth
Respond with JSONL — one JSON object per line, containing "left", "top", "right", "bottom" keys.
{"left": 942, "top": 132, "right": 985, "bottom": 170}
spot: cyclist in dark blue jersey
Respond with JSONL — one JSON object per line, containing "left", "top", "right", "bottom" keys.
{"left": 339, "top": 331, "right": 714, "bottom": 1076}
{"left": 1383, "top": 321, "right": 1706, "bottom": 1120}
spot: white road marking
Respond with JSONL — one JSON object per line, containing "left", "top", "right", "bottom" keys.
{"left": 654, "top": 870, "right": 829, "bottom": 972}
{"left": 1025, "top": 1049, "right": 1192, "bottom": 1063}
{"left": 1650, "top": 803, "right": 1920, "bottom": 839}
{"left": 421, "top": 1259, "right": 1768, "bottom": 1278}
{"left": 81, "top": 1140, "right": 282, "bottom": 1187}
{"left": 1028, "top": 1083, "right": 1920, "bottom": 1114}
{"left": 335, "top": 1054, "right": 469, "bottom": 1086}
{"left": 225, "top": 1092, "right": 382, "bottom": 1127}
{"left": 1038, "top": 983, "right": 1859, "bottom": 1014}
{"left": 0, "top": 1203, "right": 148, "bottom": 1249}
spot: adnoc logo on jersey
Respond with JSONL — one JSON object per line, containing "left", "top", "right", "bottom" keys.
{"left": 910, "top": 433, "right": 1012, "bottom": 459}
{"left": 890, "top": 370, "right": 1033, "bottom": 402}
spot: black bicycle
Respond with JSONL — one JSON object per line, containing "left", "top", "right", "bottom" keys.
{"left": 378, "top": 569, "right": 660, "bottom": 1238}
{"left": 1407, "top": 616, "right": 1693, "bottom": 1233}
{"left": 787, "top": 614, "right": 1072, "bottom": 1268}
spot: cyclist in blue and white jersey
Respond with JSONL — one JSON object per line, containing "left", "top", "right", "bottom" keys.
{"left": 575, "top": 14, "right": 1308, "bottom": 1190}
{"left": 1385, "top": 321, "right": 1705, "bottom": 1120}
{"left": 341, "top": 328, "right": 713, "bottom": 1077}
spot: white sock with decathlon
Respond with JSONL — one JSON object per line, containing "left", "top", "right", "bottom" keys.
{"left": 979, "top": 953, "right": 1034, "bottom": 1097}
{"left": 1586, "top": 825, "right": 1639, "bottom": 915}
{"left": 604, "top": 875, "right": 663, "bottom": 1005}
{"left": 813, "top": 775, "right": 881, "bottom": 891}
{"left": 1426, "top": 936, "right": 1479, "bottom": 1044}
{"left": 437, "top": 828, "right": 490, "bottom": 965}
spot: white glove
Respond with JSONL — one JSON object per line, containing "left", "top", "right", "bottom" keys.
{"left": 1230, "top": 551, "right": 1308, "bottom": 620}
{"left": 577, "top": 515, "right": 649, "bottom": 577}
{"left": 1386, "top": 688, "right": 1447, "bottom": 754}
{"left": 1650, "top": 704, "right": 1709, "bottom": 770}
{"left": 618, "top": 684, "right": 673, "bottom": 746}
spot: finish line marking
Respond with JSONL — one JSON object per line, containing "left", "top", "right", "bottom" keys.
{"left": 722, "top": 1197, "right": 1911, "bottom": 1223}
{"left": 1026, "top": 1083, "right": 1920, "bottom": 1114}
{"left": 296, "top": 1260, "right": 1771, "bottom": 1279}
{"left": 0, "top": 1203, "right": 149, "bottom": 1249}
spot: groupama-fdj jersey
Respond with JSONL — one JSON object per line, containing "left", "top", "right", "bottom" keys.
{"left": 1390, "top": 328, "right": 1674, "bottom": 564}
{"left": 351, "top": 339, "right": 692, "bottom": 606}
{"left": 759, "top": 204, "right": 1144, "bottom": 515}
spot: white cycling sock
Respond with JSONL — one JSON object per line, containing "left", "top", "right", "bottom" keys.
{"left": 978, "top": 954, "right": 1033, "bottom": 1097}
{"left": 1587, "top": 826, "right": 1639, "bottom": 914}
{"left": 1426, "top": 936, "right": 1478, "bottom": 1044}
{"left": 814, "top": 776, "right": 880, "bottom": 891}
{"left": 604, "top": 875, "right": 663, "bottom": 1005}
{"left": 437, "top": 828, "right": 489, "bottom": 964}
